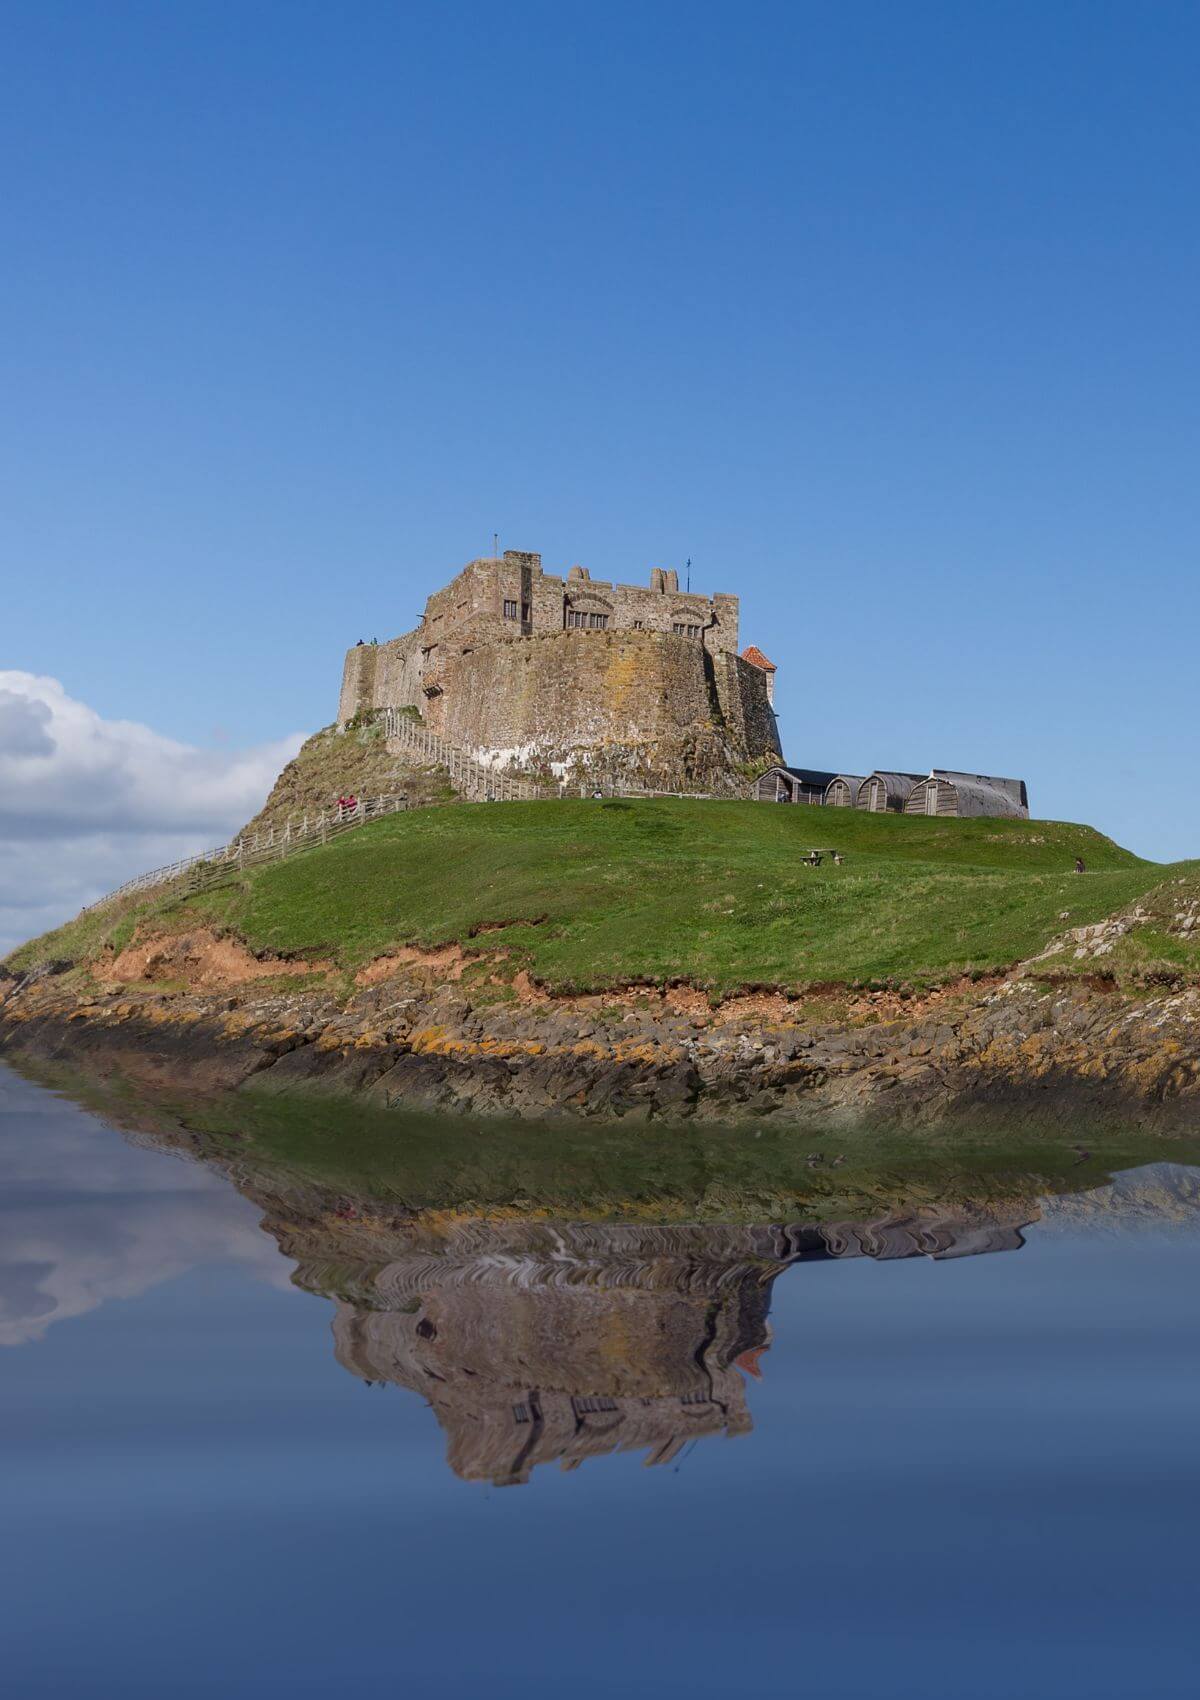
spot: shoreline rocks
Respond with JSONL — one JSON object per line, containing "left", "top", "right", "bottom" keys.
{"left": 4, "top": 956, "right": 1200, "bottom": 1131}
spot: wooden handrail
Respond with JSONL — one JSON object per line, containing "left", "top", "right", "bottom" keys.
{"left": 81, "top": 792, "right": 408, "bottom": 914}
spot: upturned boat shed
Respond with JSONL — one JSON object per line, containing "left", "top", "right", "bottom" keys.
{"left": 823, "top": 774, "right": 868, "bottom": 808}
{"left": 754, "top": 765, "right": 839, "bottom": 805}
{"left": 904, "top": 771, "right": 1030, "bottom": 819}
{"left": 859, "top": 771, "right": 925, "bottom": 813}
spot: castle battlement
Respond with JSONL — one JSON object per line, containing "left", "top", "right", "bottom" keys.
{"left": 337, "top": 548, "right": 779, "bottom": 784}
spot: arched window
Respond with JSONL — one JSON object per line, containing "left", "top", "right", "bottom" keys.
{"left": 565, "top": 598, "right": 612, "bottom": 631}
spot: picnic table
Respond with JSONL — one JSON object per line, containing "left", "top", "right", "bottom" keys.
{"left": 801, "top": 848, "right": 841, "bottom": 867}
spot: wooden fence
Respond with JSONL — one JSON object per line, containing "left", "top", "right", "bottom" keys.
{"left": 81, "top": 716, "right": 730, "bottom": 916}
{"left": 383, "top": 709, "right": 546, "bottom": 800}
{"left": 81, "top": 793, "right": 409, "bottom": 914}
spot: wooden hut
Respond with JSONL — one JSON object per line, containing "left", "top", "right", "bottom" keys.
{"left": 823, "top": 774, "right": 867, "bottom": 808}
{"left": 753, "top": 765, "right": 838, "bottom": 805}
{"left": 904, "top": 770, "right": 1030, "bottom": 820}
{"left": 858, "top": 771, "right": 924, "bottom": 813}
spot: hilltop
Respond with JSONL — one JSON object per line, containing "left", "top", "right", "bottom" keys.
{"left": 5, "top": 795, "right": 1200, "bottom": 1131}
{"left": 236, "top": 718, "right": 457, "bottom": 839}
{"left": 3, "top": 795, "right": 1155, "bottom": 991}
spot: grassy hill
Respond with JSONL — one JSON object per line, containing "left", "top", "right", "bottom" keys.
{"left": 5, "top": 797, "right": 1174, "bottom": 994}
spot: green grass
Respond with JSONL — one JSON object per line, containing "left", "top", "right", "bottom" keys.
{"left": 5, "top": 797, "right": 1172, "bottom": 993}
{"left": 1030, "top": 865, "right": 1200, "bottom": 988}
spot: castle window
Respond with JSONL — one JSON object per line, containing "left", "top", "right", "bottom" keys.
{"left": 521, "top": 602, "right": 531, "bottom": 621}
{"left": 632, "top": 619, "right": 644, "bottom": 630}
{"left": 572, "top": 1395, "right": 619, "bottom": 1416}
{"left": 566, "top": 608, "right": 609, "bottom": 630}
{"left": 503, "top": 599, "right": 519, "bottom": 619}
{"left": 672, "top": 621, "right": 701, "bottom": 638}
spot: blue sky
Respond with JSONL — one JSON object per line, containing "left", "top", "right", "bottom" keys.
{"left": 2, "top": 0, "right": 1199, "bottom": 944}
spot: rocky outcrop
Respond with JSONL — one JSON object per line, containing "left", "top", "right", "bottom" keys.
{"left": 5, "top": 944, "right": 1200, "bottom": 1129}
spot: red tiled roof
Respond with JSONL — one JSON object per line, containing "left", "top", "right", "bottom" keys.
{"left": 734, "top": 1345, "right": 768, "bottom": 1380}
{"left": 740, "top": 645, "right": 776, "bottom": 670}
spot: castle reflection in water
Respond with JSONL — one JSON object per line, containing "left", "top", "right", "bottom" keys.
{"left": 278, "top": 1212, "right": 1029, "bottom": 1486}
{"left": 8, "top": 1062, "right": 1200, "bottom": 1491}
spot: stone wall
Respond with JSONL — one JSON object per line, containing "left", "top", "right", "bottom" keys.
{"left": 336, "top": 643, "right": 376, "bottom": 727}
{"left": 714, "top": 651, "right": 782, "bottom": 763}
{"left": 339, "top": 551, "right": 746, "bottom": 728}
{"left": 334, "top": 548, "right": 777, "bottom": 785}
{"left": 419, "top": 551, "right": 739, "bottom": 657}
{"left": 339, "top": 626, "right": 780, "bottom": 779}
{"left": 432, "top": 629, "right": 708, "bottom": 752}
{"left": 337, "top": 629, "right": 424, "bottom": 725}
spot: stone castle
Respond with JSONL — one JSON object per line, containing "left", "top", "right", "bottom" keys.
{"left": 299, "top": 1214, "right": 1028, "bottom": 1487}
{"left": 337, "top": 549, "right": 781, "bottom": 787}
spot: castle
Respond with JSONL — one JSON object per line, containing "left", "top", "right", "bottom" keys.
{"left": 306, "top": 1214, "right": 1027, "bottom": 1487}
{"left": 337, "top": 549, "right": 781, "bottom": 787}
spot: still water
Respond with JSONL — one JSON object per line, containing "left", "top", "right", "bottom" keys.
{"left": 2, "top": 1059, "right": 1199, "bottom": 1698}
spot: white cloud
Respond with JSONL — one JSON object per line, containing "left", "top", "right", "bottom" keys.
{"left": 0, "top": 1068, "right": 292, "bottom": 1347}
{"left": 0, "top": 671, "right": 306, "bottom": 957}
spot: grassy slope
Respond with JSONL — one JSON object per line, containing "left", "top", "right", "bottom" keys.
{"left": 7, "top": 798, "right": 1170, "bottom": 993}
{"left": 1033, "top": 864, "right": 1200, "bottom": 986}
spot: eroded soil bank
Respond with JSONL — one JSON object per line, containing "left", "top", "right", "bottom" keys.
{"left": 3, "top": 924, "right": 1200, "bottom": 1130}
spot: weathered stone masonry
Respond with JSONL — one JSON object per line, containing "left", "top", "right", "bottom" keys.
{"left": 337, "top": 550, "right": 781, "bottom": 778}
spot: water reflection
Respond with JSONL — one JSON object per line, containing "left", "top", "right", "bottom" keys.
{"left": 303, "top": 1214, "right": 1030, "bottom": 1484}
{"left": 0, "top": 1066, "right": 286, "bottom": 1346}
{"left": 8, "top": 1062, "right": 1200, "bottom": 1698}
{"left": 5, "top": 1059, "right": 1200, "bottom": 1489}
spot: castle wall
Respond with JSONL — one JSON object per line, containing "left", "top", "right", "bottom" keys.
{"left": 373, "top": 631, "right": 425, "bottom": 714}
{"left": 335, "top": 551, "right": 768, "bottom": 777}
{"left": 420, "top": 552, "right": 739, "bottom": 658}
{"left": 714, "top": 652, "right": 782, "bottom": 763}
{"left": 336, "top": 643, "right": 377, "bottom": 727}
{"left": 337, "top": 629, "right": 424, "bottom": 725}
{"left": 429, "top": 629, "right": 715, "bottom": 756}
